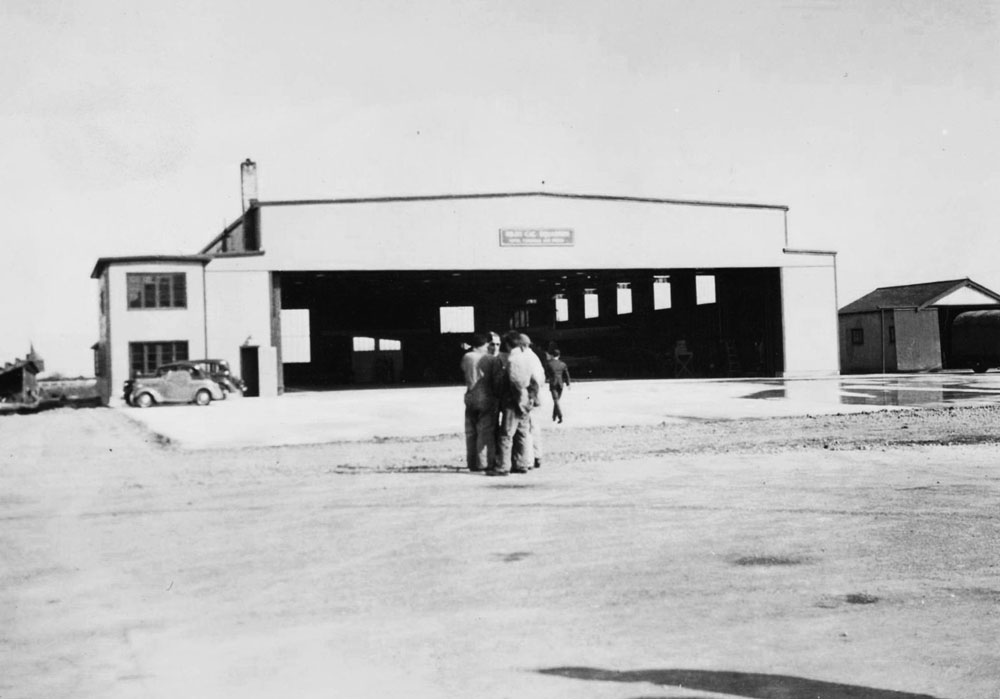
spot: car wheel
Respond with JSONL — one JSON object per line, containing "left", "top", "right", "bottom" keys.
{"left": 135, "top": 392, "right": 154, "bottom": 408}
{"left": 973, "top": 362, "right": 989, "bottom": 373}
{"left": 194, "top": 389, "right": 212, "bottom": 406}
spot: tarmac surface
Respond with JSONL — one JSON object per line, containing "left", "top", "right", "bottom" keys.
{"left": 4, "top": 375, "right": 1000, "bottom": 698}
{"left": 120, "top": 372, "right": 1000, "bottom": 448}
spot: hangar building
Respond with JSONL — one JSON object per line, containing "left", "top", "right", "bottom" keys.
{"left": 91, "top": 160, "right": 839, "bottom": 405}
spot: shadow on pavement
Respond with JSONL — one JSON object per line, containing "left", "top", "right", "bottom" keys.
{"left": 537, "top": 667, "right": 944, "bottom": 699}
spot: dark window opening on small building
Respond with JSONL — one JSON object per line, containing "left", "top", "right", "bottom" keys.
{"left": 888, "top": 326, "right": 895, "bottom": 344}
{"left": 851, "top": 328, "right": 864, "bottom": 345}
{"left": 127, "top": 273, "right": 187, "bottom": 309}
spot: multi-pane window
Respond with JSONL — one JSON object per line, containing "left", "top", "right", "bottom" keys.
{"left": 352, "top": 337, "right": 401, "bottom": 352}
{"left": 850, "top": 329, "right": 864, "bottom": 346}
{"left": 129, "top": 341, "right": 188, "bottom": 376}
{"left": 93, "top": 344, "right": 107, "bottom": 377}
{"left": 127, "top": 273, "right": 187, "bottom": 309}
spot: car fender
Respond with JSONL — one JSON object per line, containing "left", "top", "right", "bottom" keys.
{"left": 130, "top": 388, "right": 165, "bottom": 405}
{"left": 194, "top": 381, "right": 225, "bottom": 401}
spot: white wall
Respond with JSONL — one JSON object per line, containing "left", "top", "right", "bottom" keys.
{"left": 780, "top": 258, "right": 840, "bottom": 376}
{"left": 204, "top": 264, "right": 277, "bottom": 395}
{"left": 255, "top": 197, "right": 793, "bottom": 271}
{"left": 104, "top": 262, "right": 207, "bottom": 405}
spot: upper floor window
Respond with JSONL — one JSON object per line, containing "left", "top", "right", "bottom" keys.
{"left": 127, "top": 273, "right": 187, "bottom": 309}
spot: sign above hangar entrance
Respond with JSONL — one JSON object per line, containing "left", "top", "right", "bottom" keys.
{"left": 499, "top": 228, "right": 574, "bottom": 247}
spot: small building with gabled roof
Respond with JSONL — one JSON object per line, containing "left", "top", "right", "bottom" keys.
{"left": 838, "top": 278, "right": 1000, "bottom": 373}
{"left": 0, "top": 346, "right": 45, "bottom": 405}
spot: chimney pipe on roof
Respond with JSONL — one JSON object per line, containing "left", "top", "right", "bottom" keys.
{"left": 241, "top": 159, "right": 258, "bottom": 212}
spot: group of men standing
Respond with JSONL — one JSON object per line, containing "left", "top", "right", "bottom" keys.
{"left": 460, "top": 330, "right": 570, "bottom": 476}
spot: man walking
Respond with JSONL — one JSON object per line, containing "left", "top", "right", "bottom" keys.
{"left": 545, "top": 347, "right": 571, "bottom": 423}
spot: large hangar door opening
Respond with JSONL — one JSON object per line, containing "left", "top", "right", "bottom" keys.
{"left": 277, "top": 268, "right": 783, "bottom": 389}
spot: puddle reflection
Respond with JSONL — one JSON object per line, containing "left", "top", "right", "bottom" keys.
{"left": 740, "top": 376, "right": 1000, "bottom": 408}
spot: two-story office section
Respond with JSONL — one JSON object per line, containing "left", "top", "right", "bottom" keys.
{"left": 92, "top": 165, "right": 839, "bottom": 404}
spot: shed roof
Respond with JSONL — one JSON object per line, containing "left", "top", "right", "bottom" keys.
{"left": 0, "top": 357, "right": 42, "bottom": 379}
{"left": 90, "top": 255, "right": 212, "bottom": 279}
{"left": 839, "top": 278, "right": 1000, "bottom": 314}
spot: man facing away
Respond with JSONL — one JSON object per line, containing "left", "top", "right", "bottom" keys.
{"left": 490, "top": 331, "right": 545, "bottom": 475}
{"left": 460, "top": 332, "right": 501, "bottom": 471}
{"left": 544, "top": 347, "right": 571, "bottom": 423}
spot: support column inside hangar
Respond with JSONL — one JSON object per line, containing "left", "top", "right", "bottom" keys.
{"left": 277, "top": 267, "right": 783, "bottom": 389}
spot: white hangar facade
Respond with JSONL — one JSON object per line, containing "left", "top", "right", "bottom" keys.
{"left": 91, "top": 161, "right": 839, "bottom": 405}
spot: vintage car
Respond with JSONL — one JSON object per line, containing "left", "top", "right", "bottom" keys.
{"left": 124, "top": 365, "right": 225, "bottom": 407}
{"left": 155, "top": 359, "right": 246, "bottom": 394}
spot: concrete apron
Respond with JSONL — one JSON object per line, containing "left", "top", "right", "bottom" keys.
{"left": 117, "top": 373, "right": 1000, "bottom": 449}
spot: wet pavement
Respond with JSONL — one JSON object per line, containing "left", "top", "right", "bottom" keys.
{"left": 742, "top": 373, "right": 1000, "bottom": 408}
{"left": 118, "top": 371, "right": 1000, "bottom": 449}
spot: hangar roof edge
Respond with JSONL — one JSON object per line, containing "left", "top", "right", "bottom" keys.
{"left": 254, "top": 191, "right": 790, "bottom": 212}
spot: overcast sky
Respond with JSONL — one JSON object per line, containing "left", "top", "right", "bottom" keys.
{"left": 2, "top": 0, "right": 998, "bottom": 375}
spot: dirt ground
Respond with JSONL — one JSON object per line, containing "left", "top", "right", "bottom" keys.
{"left": 2, "top": 405, "right": 999, "bottom": 698}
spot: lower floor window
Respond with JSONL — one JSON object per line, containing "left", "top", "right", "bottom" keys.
{"left": 130, "top": 341, "right": 189, "bottom": 376}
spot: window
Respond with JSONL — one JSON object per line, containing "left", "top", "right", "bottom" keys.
{"left": 653, "top": 276, "right": 672, "bottom": 310}
{"left": 850, "top": 328, "right": 864, "bottom": 346}
{"left": 440, "top": 306, "right": 475, "bottom": 333}
{"left": 888, "top": 326, "right": 896, "bottom": 344}
{"left": 616, "top": 282, "right": 632, "bottom": 315}
{"left": 379, "top": 339, "right": 401, "bottom": 351}
{"left": 129, "top": 341, "right": 188, "bottom": 376}
{"left": 554, "top": 295, "right": 569, "bottom": 322}
{"left": 511, "top": 309, "right": 530, "bottom": 328}
{"left": 127, "top": 273, "right": 187, "bottom": 309}
{"left": 696, "top": 275, "right": 716, "bottom": 305}
{"left": 93, "top": 345, "right": 107, "bottom": 377}
{"left": 584, "top": 289, "right": 599, "bottom": 319}
{"left": 353, "top": 337, "right": 376, "bottom": 352}
{"left": 280, "top": 309, "right": 311, "bottom": 363}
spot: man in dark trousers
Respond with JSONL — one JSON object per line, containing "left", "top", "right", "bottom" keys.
{"left": 545, "top": 347, "right": 571, "bottom": 423}
{"left": 460, "top": 332, "right": 501, "bottom": 471}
